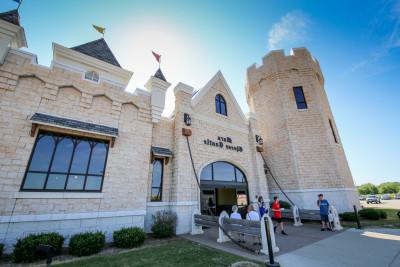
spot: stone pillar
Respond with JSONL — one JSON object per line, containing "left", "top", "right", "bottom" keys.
{"left": 170, "top": 82, "right": 196, "bottom": 234}
{"left": 0, "top": 12, "right": 27, "bottom": 64}
{"left": 145, "top": 75, "right": 171, "bottom": 123}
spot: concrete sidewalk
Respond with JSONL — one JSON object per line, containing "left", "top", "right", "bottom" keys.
{"left": 276, "top": 228, "right": 400, "bottom": 267}
{"left": 183, "top": 226, "right": 400, "bottom": 267}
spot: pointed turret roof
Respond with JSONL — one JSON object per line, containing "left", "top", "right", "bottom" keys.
{"left": 0, "top": 9, "right": 20, "bottom": 26}
{"left": 154, "top": 68, "right": 167, "bottom": 82}
{"left": 70, "top": 38, "right": 121, "bottom": 67}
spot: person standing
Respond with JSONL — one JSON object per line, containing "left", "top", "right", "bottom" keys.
{"left": 271, "top": 196, "right": 288, "bottom": 235}
{"left": 317, "top": 194, "right": 331, "bottom": 231}
{"left": 258, "top": 196, "right": 267, "bottom": 217}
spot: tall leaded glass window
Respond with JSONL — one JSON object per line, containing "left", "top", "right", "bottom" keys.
{"left": 21, "top": 131, "right": 109, "bottom": 192}
{"left": 151, "top": 159, "right": 164, "bottom": 201}
{"left": 293, "top": 86, "right": 308, "bottom": 109}
{"left": 215, "top": 94, "right": 227, "bottom": 116}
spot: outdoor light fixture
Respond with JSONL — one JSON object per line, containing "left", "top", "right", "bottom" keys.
{"left": 184, "top": 113, "right": 191, "bottom": 126}
{"left": 255, "top": 135, "right": 263, "bottom": 145}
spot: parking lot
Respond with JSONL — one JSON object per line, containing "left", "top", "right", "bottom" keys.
{"left": 360, "top": 199, "right": 400, "bottom": 209}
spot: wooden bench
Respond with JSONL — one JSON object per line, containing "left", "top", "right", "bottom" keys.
{"left": 221, "top": 217, "right": 260, "bottom": 237}
{"left": 280, "top": 206, "right": 343, "bottom": 231}
{"left": 191, "top": 210, "right": 279, "bottom": 255}
{"left": 281, "top": 209, "right": 321, "bottom": 221}
{"left": 193, "top": 214, "right": 218, "bottom": 227}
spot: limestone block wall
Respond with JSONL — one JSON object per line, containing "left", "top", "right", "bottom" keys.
{"left": 0, "top": 49, "right": 153, "bottom": 250}
{"left": 246, "top": 48, "right": 358, "bottom": 211}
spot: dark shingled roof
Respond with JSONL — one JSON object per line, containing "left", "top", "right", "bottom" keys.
{"left": 151, "top": 146, "right": 173, "bottom": 157}
{"left": 31, "top": 113, "right": 118, "bottom": 137}
{"left": 71, "top": 38, "right": 121, "bottom": 67}
{"left": 0, "top": 9, "right": 20, "bottom": 26}
{"left": 154, "top": 68, "right": 167, "bottom": 82}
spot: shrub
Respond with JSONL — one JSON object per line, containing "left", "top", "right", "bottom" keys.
{"left": 151, "top": 210, "right": 177, "bottom": 238}
{"left": 379, "top": 210, "right": 387, "bottom": 219}
{"left": 69, "top": 232, "right": 105, "bottom": 257}
{"left": 113, "top": 227, "right": 146, "bottom": 248}
{"left": 358, "top": 208, "right": 380, "bottom": 220}
{"left": 12, "top": 232, "right": 64, "bottom": 263}
{"left": 340, "top": 212, "right": 357, "bottom": 221}
{"left": 0, "top": 243, "right": 3, "bottom": 260}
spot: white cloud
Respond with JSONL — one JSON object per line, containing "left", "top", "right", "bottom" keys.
{"left": 268, "top": 10, "right": 310, "bottom": 50}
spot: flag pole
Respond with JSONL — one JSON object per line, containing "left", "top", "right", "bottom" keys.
{"left": 17, "top": 0, "right": 23, "bottom": 11}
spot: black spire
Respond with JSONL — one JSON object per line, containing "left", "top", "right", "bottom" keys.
{"left": 154, "top": 68, "right": 167, "bottom": 82}
{"left": 0, "top": 9, "right": 20, "bottom": 26}
{"left": 71, "top": 38, "right": 121, "bottom": 67}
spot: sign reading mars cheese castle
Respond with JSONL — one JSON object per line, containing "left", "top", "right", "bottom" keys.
{"left": 0, "top": 10, "right": 359, "bottom": 249}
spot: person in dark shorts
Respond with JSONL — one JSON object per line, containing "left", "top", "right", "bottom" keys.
{"left": 317, "top": 194, "right": 331, "bottom": 231}
{"left": 271, "top": 196, "right": 287, "bottom": 235}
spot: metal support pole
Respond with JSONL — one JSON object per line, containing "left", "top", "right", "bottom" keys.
{"left": 353, "top": 205, "right": 362, "bottom": 229}
{"left": 264, "top": 217, "right": 280, "bottom": 267}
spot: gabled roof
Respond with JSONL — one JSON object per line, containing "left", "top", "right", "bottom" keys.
{"left": 0, "top": 9, "right": 20, "bottom": 26}
{"left": 71, "top": 38, "right": 121, "bottom": 67}
{"left": 191, "top": 71, "right": 247, "bottom": 122}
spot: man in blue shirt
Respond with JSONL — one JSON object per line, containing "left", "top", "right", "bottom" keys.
{"left": 317, "top": 194, "right": 331, "bottom": 231}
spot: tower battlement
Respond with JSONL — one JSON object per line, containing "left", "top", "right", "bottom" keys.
{"left": 246, "top": 48, "right": 324, "bottom": 101}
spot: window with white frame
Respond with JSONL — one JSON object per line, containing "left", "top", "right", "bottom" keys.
{"left": 84, "top": 71, "right": 99, "bottom": 82}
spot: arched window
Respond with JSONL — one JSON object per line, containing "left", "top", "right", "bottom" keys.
{"left": 200, "top": 161, "right": 246, "bottom": 183}
{"left": 84, "top": 71, "right": 99, "bottom": 82}
{"left": 215, "top": 94, "right": 227, "bottom": 116}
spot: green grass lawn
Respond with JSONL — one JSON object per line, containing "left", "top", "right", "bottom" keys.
{"left": 341, "top": 208, "right": 400, "bottom": 229}
{"left": 55, "top": 239, "right": 261, "bottom": 267}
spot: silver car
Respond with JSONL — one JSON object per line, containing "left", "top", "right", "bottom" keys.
{"left": 366, "top": 195, "right": 381, "bottom": 204}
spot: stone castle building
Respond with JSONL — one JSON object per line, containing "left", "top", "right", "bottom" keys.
{"left": 0, "top": 10, "right": 359, "bottom": 250}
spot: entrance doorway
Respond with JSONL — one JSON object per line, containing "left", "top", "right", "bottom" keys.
{"left": 200, "top": 161, "right": 248, "bottom": 215}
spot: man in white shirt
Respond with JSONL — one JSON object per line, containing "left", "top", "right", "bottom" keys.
{"left": 246, "top": 204, "right": 260, "bottom": 221}
{"left": 230, "top": 205, "right": 242, "bottom": 219}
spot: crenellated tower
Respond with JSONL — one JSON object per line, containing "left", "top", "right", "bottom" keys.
{"left": 246, "top": 48, "right": 359, "bottom": 212}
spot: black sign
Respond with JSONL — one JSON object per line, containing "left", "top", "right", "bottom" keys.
{"left": 203, "top": 136, "right": 243, "bottom": 152}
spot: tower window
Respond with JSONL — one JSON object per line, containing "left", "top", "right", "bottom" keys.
{"left": 329, "top": 119, "right": 338, "bottom": 143}
{"left": 293, "top": 86, "right": 307, "bottom": 109}
{"left": 151, "top": 158, "right": 164, "bottom": 201}
{"left": 215, "top": 94, "right": 227, "bottom": 116}
{"left": 84, "top": 71, "right": 99, "bottom": 82}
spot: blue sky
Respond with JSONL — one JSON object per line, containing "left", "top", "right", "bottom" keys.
{"left": 2, "top": 0, "right": 399, "bottom": 185}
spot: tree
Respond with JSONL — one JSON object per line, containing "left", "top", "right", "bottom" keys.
{"left": 378, "top": 182, "right": 400, "bottom": 194}
{"left": 357, "top": 183, "right": 378, "bottom": 195}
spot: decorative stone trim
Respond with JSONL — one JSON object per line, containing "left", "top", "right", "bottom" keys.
{"left": 0, "top": 209, "right": 146, "bottom": 223}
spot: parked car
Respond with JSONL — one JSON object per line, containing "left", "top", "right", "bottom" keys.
{"left": 395, "top": 194, "right": 400, "bottom": 199}
{"left": 366, "top": 195, "right": 381, "bottom": 204}
{"left": 359, "top": 196, "right": 366, "bottom": 201}
{"left": 381, "top": 194, "right": 391, "bottom": 200}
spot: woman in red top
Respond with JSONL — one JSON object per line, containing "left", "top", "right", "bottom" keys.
{"left": 271, "top": 196, "right": 288, "bottom": 235}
